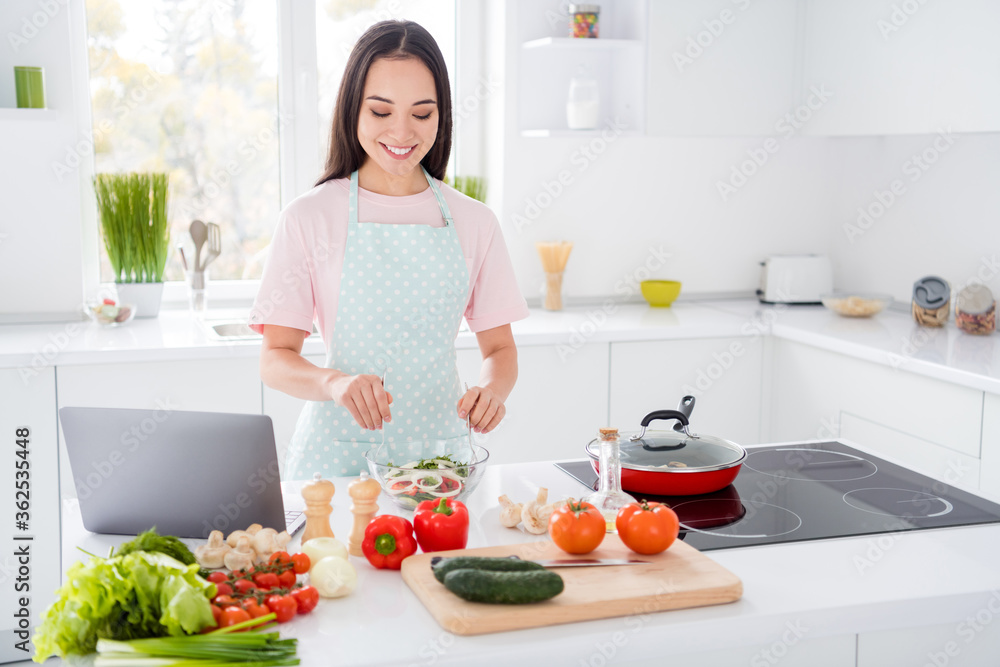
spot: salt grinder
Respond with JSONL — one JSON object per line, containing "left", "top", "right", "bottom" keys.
{"left": 348, "top": 472, "right": 381, "bottom": 557}
{"left": 300, "top": 472, "right": 335, "bottom": 544}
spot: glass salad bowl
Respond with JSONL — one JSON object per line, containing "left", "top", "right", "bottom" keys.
{"left": 84, "top": 298, "right": 137, "bottom": 327}
{"left": 820, "top": 292, "right": 892, "bottom": 318}
{"left": 364, "top": 443, "right": 490, "bottom": 511}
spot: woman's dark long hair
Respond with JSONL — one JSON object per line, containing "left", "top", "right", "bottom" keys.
{"left": 316, "top": 20, "right": 452, "bottom": 185}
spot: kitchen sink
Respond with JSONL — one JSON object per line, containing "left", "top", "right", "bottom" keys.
{"left": 205, "top": 320, "right": 319, "bottom": 340}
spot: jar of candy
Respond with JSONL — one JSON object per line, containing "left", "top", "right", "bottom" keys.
{"left": 570, "top": 4, "right": 599, "bottom": 38}
{"left": 955, "top": 284, "right": 996, "bottom": 335}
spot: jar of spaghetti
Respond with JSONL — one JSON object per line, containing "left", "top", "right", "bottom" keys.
{"left": 569, "top": 4, "right": 599, "bottom": 38}
{"left": 955, "top": 284, "right": 996, "bottom": 335}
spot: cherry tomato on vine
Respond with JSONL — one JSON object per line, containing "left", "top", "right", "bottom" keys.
{"left": 232, "top": 566, "right": 255, "bottom": 578}
{"left": 291, "top": 552, "right": 311, "bottom": 575}
{"left": 265, "top": 594, "right": 298, "bottom": 623}
{"left": 212, "top": 594, "right": 238, "bottom": 607}
{"left": 269, "top": 551, "right": 292, "bottom": 568}
{"left": 233, "top": 578, "right": 258, "bottom": 595}
{"left": 253, "top": 572, "right": 280, "bottom": 590}
{"left": 219, "top": 606, "right": 251, "bottom": 629}
{"left": 242, "top": 598, "right": 271, "bottom": 619}
{"left": 548, "top": 500, "right": 606, "bottom": 555}
{"left": 277, "top": 569, "right": 297, "bottom": 588}
{"left": 213, "top": 581, "right": 233, "bottom": 597}
{"left": 291, "top": 585, "right": 319, "bottom": 614}
{"left": 616, "top": 500, "right": 680, "bottom": 555}
{"left": 210, "top": 604, "right": 223, "bottom": 626}
{"left": 206, "top": 571, "right": 228, "bottom": 584}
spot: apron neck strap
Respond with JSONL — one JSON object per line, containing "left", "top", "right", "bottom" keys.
{"left": 349, "top": 166, "right": 454, "bottom": 226}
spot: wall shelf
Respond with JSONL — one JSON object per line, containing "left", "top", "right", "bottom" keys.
{"left": 0, "top": 108, "right": 57, "bottom": 121}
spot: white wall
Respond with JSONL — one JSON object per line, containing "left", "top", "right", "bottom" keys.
{"left": 0, "top": 0, "right": 94, "bottom": 322}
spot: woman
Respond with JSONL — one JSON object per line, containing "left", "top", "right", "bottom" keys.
{"left": 250, "top": 21, "right": 528, "bottom": 478}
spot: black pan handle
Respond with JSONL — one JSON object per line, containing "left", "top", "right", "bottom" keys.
{"left": 675, "top": 395, "right": 695, "bottom": 431}
{"left": 639, "top": 409, "right": 689, "bottom": 428}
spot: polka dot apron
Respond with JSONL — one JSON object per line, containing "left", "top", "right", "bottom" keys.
{"left": 284, "top": 167, "right": 470, "bottom": 478}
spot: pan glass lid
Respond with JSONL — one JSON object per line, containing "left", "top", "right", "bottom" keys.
{"left": 588, "top": 430, "right": 745, "bottom": 471}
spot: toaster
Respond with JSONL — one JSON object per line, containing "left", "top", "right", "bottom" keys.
{"left": 758, "top": 255, "right": 832, "bottom": 304}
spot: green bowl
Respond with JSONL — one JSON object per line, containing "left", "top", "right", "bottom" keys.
{"left": 640, "top": 280, "right": 682, "bottom": 307}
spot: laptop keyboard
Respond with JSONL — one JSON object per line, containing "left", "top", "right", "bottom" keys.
{"left": 285, "top": 509, "right": 306, "bottom": 536}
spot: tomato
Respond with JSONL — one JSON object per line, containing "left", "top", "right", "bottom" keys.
{"left": 616, "top": 501, "right": 680, "bottom": 555}
{"left": 206, "top": 571, "right": 228, "bottom": 584}
{"left": 102, "top": 298, "right": 115, "bottom": 305}
{"left": 214, "top": 581, "right": 233, "bottom": 597}
{"left": 219, "top": 606, "right": 251, "bottom": 629}
{"left": 548, "top": 500, "right": 606, "bottom": 555}
{"left": 265, "top": 594, "right": 298, "bottom": 623}
{"left": 269, "top": 551, "right": 292, "bottom": 568}
{"left": 253, "top": 572, "right": 280, "bottom": 590}
{"left": 210, "top": 604, "right": 223, "bottom": 626}
{"left": 242, "top": 598, "right": 271, "bottom": 619}
{"left": 291, "top": 585, "right": 319, "bottom": 614}
{"left": 277, "top": 569, "right": 297, "bottom": 588}
{"left": 291, "top": 552, "right": 311, "bottom": 575}
{"left": 233, "top": 578, "right": 258, "bottom": 595}
{"left": 232, "top": 566, "right": 255, "bottom": 578}
{"left": 212, "top": 594, "right": 238, "bottom": 607}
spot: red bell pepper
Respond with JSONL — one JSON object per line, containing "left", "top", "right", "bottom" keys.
{"left": 413, "top": 497, "right": 469, "bottom": 552}
{"left": 361, "top": 515, "right": 417, "bottom": 569}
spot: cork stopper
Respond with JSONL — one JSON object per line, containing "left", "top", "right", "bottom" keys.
{"left": 301, "top": 472, "right": 335, "bottom": 504}
{"left": 598, "top": 427, "right": 619, "bottom": 441}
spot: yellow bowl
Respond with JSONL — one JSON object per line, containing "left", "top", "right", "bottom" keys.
{"left": 640, "top": 280, "right": 682, "bottom": 307}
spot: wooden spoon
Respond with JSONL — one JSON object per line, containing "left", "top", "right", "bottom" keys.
{"left": 189, "top": 220, "right": 207, "bottom": 271}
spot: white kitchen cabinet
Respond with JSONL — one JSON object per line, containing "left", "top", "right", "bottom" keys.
{"left": 980, "top": 392, "right": 1000, "bottom": 498}
{"left": 609, "top": 337, "right": 764, "bottom": 446}
{"left": 769, "top": 340, "right": 983, "bottom": 478}
{"left": 56, "top": 358, "right": 263, "bottom": 497}
{"left": 458, "top": 342, "right": 610, "bottom": 464}
{"left": 858, "top": 616, "right": 1000, "bottom": 667}
{"left": 0, "top": 366, "right": 60, "bottom": 660}
{"left": 261, "top": 354, "right": 326, "bottom": 476}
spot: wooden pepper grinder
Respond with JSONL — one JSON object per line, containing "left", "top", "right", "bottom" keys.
{"left": 348, "top": 472, "right": 381, "bottom": 557}
{"left": 300, "top": 472, "right": 335, "bottom": 545}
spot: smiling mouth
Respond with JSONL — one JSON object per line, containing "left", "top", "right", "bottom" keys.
{"left": 381, "top": 143, "right": 414, "bottom": 158}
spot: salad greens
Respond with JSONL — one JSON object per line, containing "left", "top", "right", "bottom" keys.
{"left": 115, "top": 527, "right": 197, "bottom": 565}
{"left": 32, "top": 550, "right": 216, "bottom": 662}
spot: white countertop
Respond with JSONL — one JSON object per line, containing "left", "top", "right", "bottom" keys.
{"left": 2, "top": 299, "right": 999, "bottom": 394}
{"left": 48, "top": 440, "right": 1000, "bottom": 666}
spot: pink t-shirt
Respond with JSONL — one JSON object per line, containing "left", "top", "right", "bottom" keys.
{"left": 249, "top": 177, "right": 528, "bottom": 342}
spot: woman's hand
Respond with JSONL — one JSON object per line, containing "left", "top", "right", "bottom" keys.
{"left": 457, "top": 386, "right": 505, "bottom": 434}
{"left": 327, "top": 373, "right": 393, "bottom": 430}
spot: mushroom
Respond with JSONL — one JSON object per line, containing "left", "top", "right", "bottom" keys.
{"left": 521, "top": 487, "right": 552, "bottom": 534}
{"left": 498, "top": 495, "right": 523, "bottom": 528}
{"left": 223, "top": 535, "right": 255, "bottom": 572}
{"left": 194, "top": 530, "right": 230, "bottom": 569}
{"left": 251, "top": 527, "right": 279, "bottom": 561}
{"left": 225, "top": 529, "right": 252, "bottom": 548}
{"left": 246, "top": 523, "right": 263, "bottom": 536}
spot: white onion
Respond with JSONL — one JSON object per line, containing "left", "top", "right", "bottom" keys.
{"left": 309, "top": 556, "right": 357, "bottom": 598}
{"left": 301, "top": 537, "right": 348, "bottom": 570}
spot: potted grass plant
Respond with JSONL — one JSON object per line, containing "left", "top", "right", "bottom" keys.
{"left": 93, "top": 172, "right": 170, "bottom": 318}
{"left": 445, "top": 175, "right": 487, "bottom": 203}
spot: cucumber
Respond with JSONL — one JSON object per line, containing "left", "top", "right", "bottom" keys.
{"left": 442, "top": 569, "right": 564, "bottom": 604}
{"left": 431, "top": 555, "right": 545, "bottom": 584}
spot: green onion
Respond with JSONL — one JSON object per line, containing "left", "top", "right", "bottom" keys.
{"left": 94, "top": 172, "right": 171, "bottom": 283}
{"left": 93, "top": 614, "right": 298, "bottom": 666}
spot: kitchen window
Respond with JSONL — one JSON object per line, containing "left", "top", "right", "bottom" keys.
{"left": 83, "top": 0, "right": 458, "bottom": 296}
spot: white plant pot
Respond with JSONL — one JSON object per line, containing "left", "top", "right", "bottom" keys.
{"left": 114, "top": 282, "right": 164, "bottom": 319}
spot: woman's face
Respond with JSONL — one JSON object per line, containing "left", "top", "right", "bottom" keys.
{"left": 357, "top": 57, "right": 439, "bottom": 179}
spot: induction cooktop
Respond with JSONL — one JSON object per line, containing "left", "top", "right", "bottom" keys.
{"left": 555, "top": 441, "right": 1000, "bottom": 551}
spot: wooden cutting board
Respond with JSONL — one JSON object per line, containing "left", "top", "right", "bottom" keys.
{"left": 401, "top": 535, "right": 742, "bottom": 635}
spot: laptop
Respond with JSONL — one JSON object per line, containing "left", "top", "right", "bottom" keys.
{"left": 59, "top": 407, "right": 304, "bottom": 539}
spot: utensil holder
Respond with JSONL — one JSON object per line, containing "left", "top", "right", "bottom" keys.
{"left": 542, "top": 271, "right": 565, "bottom": 311}
{"left": 188, "top": 269, "right": 207, "bottom": 314}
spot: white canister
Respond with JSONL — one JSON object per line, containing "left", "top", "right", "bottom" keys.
{"left": 567, "top": 66, "right": 600, "bottom": 130}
